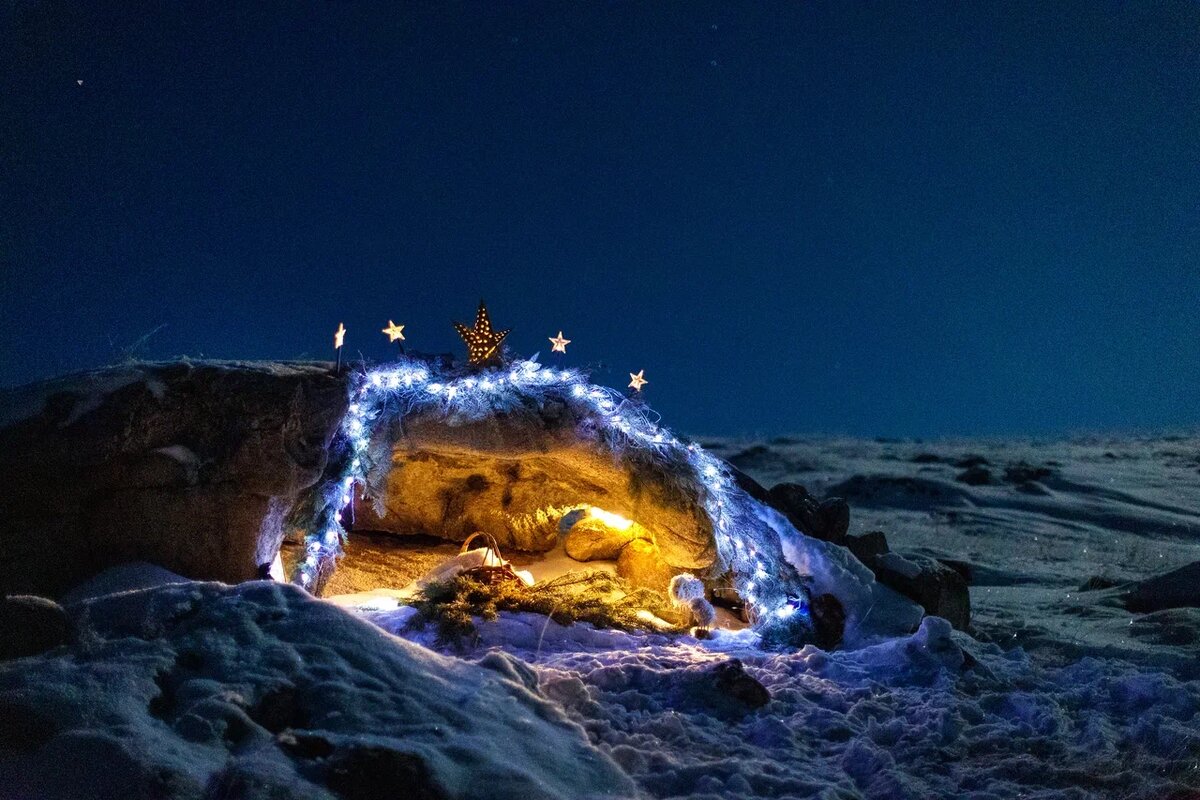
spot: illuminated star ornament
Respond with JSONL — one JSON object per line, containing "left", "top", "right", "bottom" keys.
{"left": 333, "top": 323, "right": 347, "bottom": 349}
{"left": 381, "top": 320, "right": 406, "bottom": 342}
{"left": 628, "top": 369, "right": 648, "bottom": 392}
{"left": 548, "top": 330, "right": 571, "bottom": 354}
{"left": 454, "top": 300, "right": 511, "bottom": 366}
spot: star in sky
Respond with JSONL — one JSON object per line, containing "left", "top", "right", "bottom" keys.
{"left": 628, "top": 369, "right": 648, "bottom": 391}
{"left": 381, "top": 320, "right": 406, "bottom": 342}
{"left": 548, "top": 331, "right": 571, "bottom": 353}
{"left": 454, "top": 300, "right": 510, "bottom": 365}
{"left": 333, "top": 322, "right": 346, "bottom": 349}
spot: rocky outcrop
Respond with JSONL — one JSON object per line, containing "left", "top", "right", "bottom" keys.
{"left": 617, "top": 539, "right": 682, "bottom": 592}
{"left": 563, "top": 515, "right": 647, "bottom": 561}
{"left": 353, "top": 404, "right": 717, "bottom": 571}
{"left": 870, "top": 553, "right": 970, "bottom": 631}
{"left": 0, "top": 361, "right": 347, "bottom": 597}
{"left": 1121, "top": 561, "right": 1200, "bottom": 613}
{"left": 763, "top": 482, "right": 850, "bottom": 545}
{"left": 0, "top": 596, "right": 71, "bottom": 660}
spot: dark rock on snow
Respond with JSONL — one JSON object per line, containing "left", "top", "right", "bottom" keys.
{"left": 845, "top": 530, "right": 889, "bottom": 564}
{"left": 955, "top": 465, "right": 993, "bottom": 486}
{"left": 953, "top": 455, "right": 990, "bottom": 469}
{"left": 326, "top": 745, "right": 449, "bottom": 800}
{"left": 0, "top": 595, "right": 71, "bottom": 660}
{"left": 810, "top": 592, "right": 847, "bottom": 650}
{"left": 1121, "top": 560, "right": 1200, "bottom": 613}
{"left": 1002, "top": 461, "right": 1054, "bottom": 484}
{"left": 870, "top": 553, "right": 971, "bottom": 630}
{"left": 708, "top": 658, "right": 771, "bottom": 711}
{"left": 1079, "top": 574, "right": 1123, "bottom": 592}
{"left": 764, "top": 483, "right": 850, "bottom": 545}
{"left": 727, "top": 464, "right": 771, "bottom": 503}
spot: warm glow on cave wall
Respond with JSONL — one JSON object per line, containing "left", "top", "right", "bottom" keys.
{"left": 293, "top": 357, "right": 812, "bottom": 636}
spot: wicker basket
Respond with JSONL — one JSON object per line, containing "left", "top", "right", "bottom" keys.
{"left": 459, "top": 531, "right": 523, "bottom": 585}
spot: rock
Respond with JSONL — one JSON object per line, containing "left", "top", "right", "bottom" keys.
{"left": 726, "top": 444, "right": 793, "bottom": 474}
{"left": 1078, "top": 574, "right": 1122, "bottom": 592}
{"left": 765, "top": 483, "right": 849, "bottom": 544}
{"left": 1003, "top": 462, "right": 1054, "bottom": 484}
{"left": 0, "top": 595, "right": 71, "bottom": 660}
{"left": 845, "top": 531, "right": 889, "bottom": 564}
{"left": 617, "top": 539, "right": 680, "bottom": 592}
{"left": 727, "top": 465, "right": 770, "bottom": 503}
{"left": 326, "top": 745, "right": 449, "bottom": 800}
{"left": 708, "top": 659, "right": 770, "bottom": 710}
{"left": 910, "top": 452, "right": 943, "bottom": 464}
{"left": 816, "top": 497, "right": 850, "bottom": 541}
{"left": 354, "top": 408, "right": 716, "bottom": 569}
{"left": 0, "top": 362, "right": 348, "bottom": 597}
{"left": 871, "top": 553, "right": 971, "bottom": 630}
{"left": 938, "top": 558, "right": 972, "bottom": 583}
{"left": 810, "top": 593, "right": 846, "bottom": 650}
{"left": 1121, "top": 560, "right": 1200, "bottom": 613}
{"left": 563, "top": 514, "right": 644, "bottom": 561}
{"left": 955, "top": 465, "right": 993, "bottom": 486}
{"left": 953, "top": 455, "right": 989, "bottom": 468}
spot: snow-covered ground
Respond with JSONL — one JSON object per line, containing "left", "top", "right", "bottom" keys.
{"left": 348, "top": 435, "right": 1200, "bottom": 798}
{"left": 2, "top": 435, "right": 1198, "bottom": 798}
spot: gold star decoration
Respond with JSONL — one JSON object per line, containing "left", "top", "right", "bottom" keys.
{"left": 548, "top": 330, "right": 571, "bottom": 354}
{"left": 381, "top": 320, "right": 406, "bottom": 342}
{"left": 333, "top": 322, "right": 346, "bottom": 349}
{"left": 628, "top": 369, "right": 648, "bottom": 392}
{"left": 454, "top": 300, "right": 510, "bottom": 366}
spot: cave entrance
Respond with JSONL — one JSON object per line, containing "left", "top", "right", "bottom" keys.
{"left": 284, "top": 360, "right": 809, "bottom": 634}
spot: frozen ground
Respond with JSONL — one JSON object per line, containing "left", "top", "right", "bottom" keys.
{"left": 348, "top": 435, "right": 1200, "bottom": 798}
{"left": 706, "top": 434, "right": 1200, "bottom": 672}
{"left": 2, "top": 435, "right": 1198, "bottom": 798}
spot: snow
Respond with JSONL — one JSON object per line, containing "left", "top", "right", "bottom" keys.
{"left": 382, "top": 611, "right": 1197, "bottom": 798}
{"left": 0, "top": 573, "right": 634, "bottom": 800}
{"left": 0, "top": 366, "right": 149, "bottom": 428}
{"left": 6, "top": 434, "right": 1200, "bottom": 798}
{"left": 0, "top": 358, "right": 334, "bottom": 430}
{"left": 363, "top": 434, "right": 1198, "bottom": 798}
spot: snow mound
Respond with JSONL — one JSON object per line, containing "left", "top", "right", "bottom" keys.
{"left": 0, "top": 577, "right": 635, "bottom": 800}
{"left": 526, "top": 616, "right": 1200, "bottom": 799}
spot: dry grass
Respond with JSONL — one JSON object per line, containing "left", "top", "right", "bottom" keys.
{"left": 407, "top": 570, "right": 686, "bottom": 647}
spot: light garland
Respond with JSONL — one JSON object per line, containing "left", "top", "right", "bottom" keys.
{"left": 294, "top": 356, "right": 812, "bottom": 640}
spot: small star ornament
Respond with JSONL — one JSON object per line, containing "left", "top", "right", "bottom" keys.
{"left": 381, "top": 320, "right": 406, "bottom": 342}
{"left": 628, "top": 369, "right": 648, "bottom": 392}
{"left": 548, "top": 331, "right": 571, "bottom": 354}
{"left": 454, "top": 300, "right": 510, "bottom": 366}
{"left": 333, "top": 323, "right": 347, "bottom": 349}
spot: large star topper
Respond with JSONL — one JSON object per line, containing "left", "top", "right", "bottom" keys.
{"left": 548, "top": 331, "right": 571, "bottom": 354}
{"left": 454, "top": 300, "right": 510, "bottom": 366}
{"left": 381, "top": 320, "right": 406, "bottom": 342}
{"left": 333, "top": 322, "right": 346, "bottom": 349}
{"left": 628, "top": 369, "right": 648, "bottom": 392}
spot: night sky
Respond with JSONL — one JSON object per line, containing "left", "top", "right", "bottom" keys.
{"left": 3, "top": 2, "right": 1198, "bottom": 437}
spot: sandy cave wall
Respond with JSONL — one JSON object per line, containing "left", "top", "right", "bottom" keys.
{"left": 0, "top": 361, "right": 348, "bottom": 597}
{"left": 351, "top": 407, "right": 718, "bottom": 571}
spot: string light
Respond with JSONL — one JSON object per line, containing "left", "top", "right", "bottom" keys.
{"left": 548, "top": 331, "right": 571, "bottom": 353}
{"left": 294, "top": 355, "right": 812, "bottom": 639}
{"left": 381, "top": 320, "right": 406, "bottom": 342}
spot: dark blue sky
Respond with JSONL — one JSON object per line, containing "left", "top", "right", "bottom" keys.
{"left": 3, "top": 2, "right": 1198, "bottom": 437}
